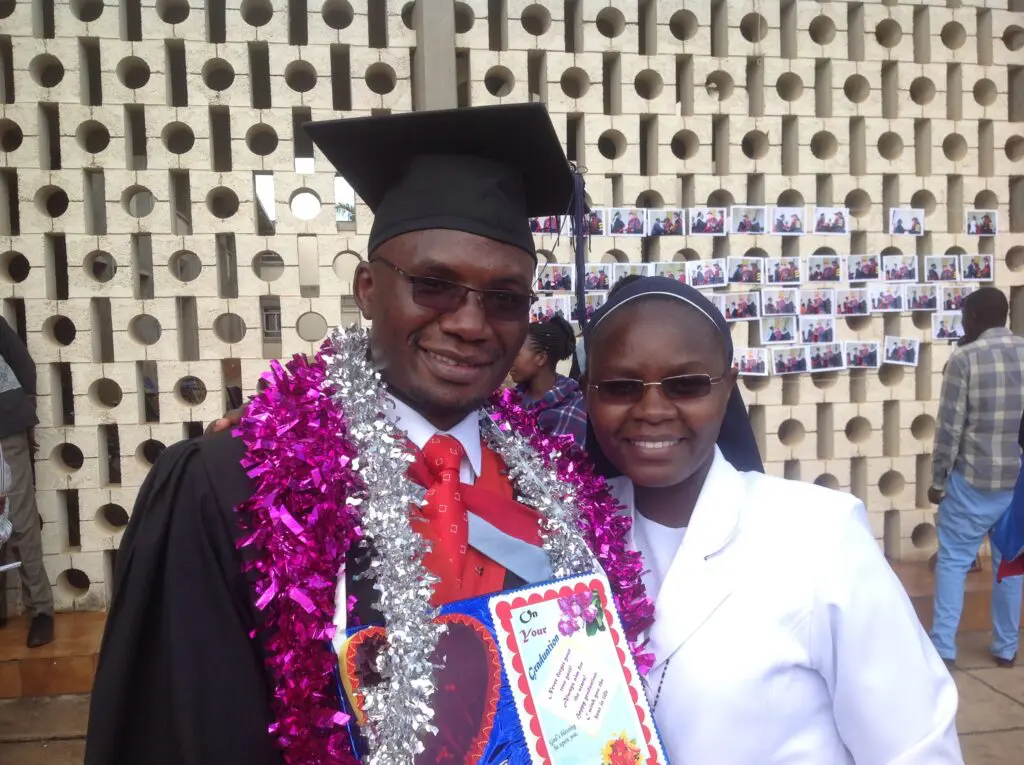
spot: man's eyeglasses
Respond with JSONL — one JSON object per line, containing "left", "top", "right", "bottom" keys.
{"left": 372, "top": 256, "right": 537, "bottom": 322}
{"left": 588, "top": 374, "right": 724, "bottom": 403}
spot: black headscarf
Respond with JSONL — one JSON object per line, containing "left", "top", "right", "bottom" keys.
{"left": 583, "top": 275, "right": 764, "bottom": 477}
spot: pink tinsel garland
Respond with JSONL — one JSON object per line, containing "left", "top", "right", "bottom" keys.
{"left": 235, "top": 350, "right": 654, "bottom": 765}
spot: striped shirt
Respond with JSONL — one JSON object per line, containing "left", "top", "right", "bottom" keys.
{"left": 932, "top": 327, "right": 1024, "bottom": 492}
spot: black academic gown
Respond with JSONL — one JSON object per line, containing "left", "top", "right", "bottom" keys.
{"left": 85, "top": 429, "right": 526, "bottom": 765}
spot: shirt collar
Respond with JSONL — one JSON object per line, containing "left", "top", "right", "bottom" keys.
{"left": 980, "top": 327, "right": 1012, "bottom": 341}
{"left": 384, "top": 395, "right": 483, "bottom": 476}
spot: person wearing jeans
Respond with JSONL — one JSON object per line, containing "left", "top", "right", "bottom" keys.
{"left": 929, "top": 288, "right": 1024, "bottom": 669}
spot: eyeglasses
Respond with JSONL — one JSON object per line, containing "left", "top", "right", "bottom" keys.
{"left": 372, "top": 256, "right": 537, "bottom": 322}
{"left": 588, "top": 374, "right": 724, "bottom": 403}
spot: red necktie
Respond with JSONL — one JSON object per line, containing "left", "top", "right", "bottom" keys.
{"left": 418, "top": 435, "right": 468, "bottom": 601}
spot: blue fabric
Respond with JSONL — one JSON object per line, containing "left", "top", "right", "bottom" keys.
{"left": 930, "top": 470, "right": 1022, "bottom": 661}
{"left": 991, "top": 456, "right": 1024, "bottom": 573}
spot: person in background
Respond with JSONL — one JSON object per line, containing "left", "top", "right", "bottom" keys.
{"left": 509, "top": 314, "right": 587, "bottom": 445}
{"left": 0, "top": 316, "right": 54, "bottom": 646}
{"left": 929, "top": 287, "right": 1024, "bottom": 669}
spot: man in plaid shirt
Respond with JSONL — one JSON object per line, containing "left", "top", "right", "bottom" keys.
{"left": 929, "top": 288, "right": 1024, "bottom": 669}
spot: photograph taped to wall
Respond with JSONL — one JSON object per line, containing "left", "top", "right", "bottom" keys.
{"left": 608, "top": 208, "right": 645, "bottom": 236}
{"left": 905, "top": 284, "right": 938, "bottom": 311}
{"left": 646, "top": 209, "right": 684, "bottom": 236}
{"left": 960, "top": 255, "right": 994, "bottom": 281}
{"left": 730, "top": 205, "right": 767, "bottom": 235}
{"left": 932, "top": 312, "right": 965, "bottom": 342}
{"left": 733, "top": 348, "right": 769, "bottom": 377}
{"left": 535, "top": 263, "right": 574, "bottom": 293}
{"left": 800, "top": 289, "right": 835, "bottom": 316}
{"left": 765, "top": 256, "right": 801, "bottom": 285}
{"left": 924, "top": 255, "right": 960, "bottom": 283}
{"left": 727, "top": 256, "right": 764, "bottom": 285}
{"left": 531, "top": 295, "right": 571, "bottom": 323}
{"left": 573, "top": 291, "right": 607, "bottom": 323}
{"left": 812, "top": 206, "right": 850, "bottom": 235}
{"left": 582, "top": 209, "right": 606, "bottom": 236}
{"left": 965, "top": 209, "right": 997, "bottom": 237}
{"left": 808, "top": 343, "right": 845, "bottom": 372}
{"left": 882, "top": 255, "right": 918, "bottom": 282}
{"left": 773, "top": 346, "right": 809, "bottom": 375}
{"left": 687, "top": 207, "right": 727, "bottom": 236}
{"left": 868, "top": 283, "right": 905, "bottom": 312}
{"left": 884, "top": 336, "right": 920, "bottom": 367}
{"left": 612, "top": 262, "right": 653, "bottom": 285}
{"left": 709, "top": 293, "right": 728, "bottom": 318}
{"left": 800, "top": 315, "right": 836, "bottom": 344}
{"left": 847, "top": 254, "right": 881, "bottom": 282}
{"left": 529, "top": 215, "right": 567, "bottom": 236}
{"left": 653, "top": 262, "right": 687, "bottom": 284}
{"left": 939, "top": 284, "right": 977, "bottom": 311}
{"left": 770, "top": 206, "right": 807, "bottom": 236}
{"left": 762, "top": 316, "right": 798, "bottom": 344}
{"left": 581, "top": 263, "right": 612, "bottom": 292}
{"left": 806, "top": 254, "right": 843, "bottom": 283}
{"left": 686, "top": 258, "right": 727, "bottom": 288}
{"left": 761, "top": 288, "right": 799, "bottom": 316}
{"left": 836, "top": 288, "right": 870, "bottom": 316}
{"left": 722, "top": 291, "right": 761, "bottom": 322}
{"left": 845, "top": 341, "right": 881, "bottom": 369}
{"left": 890, "top": 208, "right": 925, "bottom": 236}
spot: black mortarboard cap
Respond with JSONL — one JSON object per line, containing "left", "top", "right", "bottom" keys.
{"left": 303, "top": 103, "right": 577, "bottom": 259}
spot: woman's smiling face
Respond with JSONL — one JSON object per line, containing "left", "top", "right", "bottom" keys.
{"left": 585, "top": 298, "right": 736, "bottom": 489}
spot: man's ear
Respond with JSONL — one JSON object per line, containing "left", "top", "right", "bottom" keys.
{"left": 353, "top": 261, "right": 373, "bottom": 320}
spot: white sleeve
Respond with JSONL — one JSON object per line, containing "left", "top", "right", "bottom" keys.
{"left": 809, "top": 500, "right": 964, "bottom": 764}
{"left": 0, "top": 445, "right": 10, "bottom": 495}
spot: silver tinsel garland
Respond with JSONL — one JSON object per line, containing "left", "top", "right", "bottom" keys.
{"left": 322, "top": 326, "right": 598, "bottom": 763}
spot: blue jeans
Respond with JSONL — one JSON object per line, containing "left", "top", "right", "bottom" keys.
{"left": 930, "top": 470, "right": 1022, "bottom": 661}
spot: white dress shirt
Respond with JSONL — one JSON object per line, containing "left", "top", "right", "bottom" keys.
{"left": 606, "top": 448, "right": 963, "bottom": 764}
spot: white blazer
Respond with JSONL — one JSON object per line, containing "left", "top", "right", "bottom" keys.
{"left": 608, "top": 448, "right": 963, "bottom": 764}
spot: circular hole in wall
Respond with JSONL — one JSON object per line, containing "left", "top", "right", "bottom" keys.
{"left": 875, "top": 19, "right": 902, "bottom": 48}
{"left": 175, "top": 375, "right": 208, "bottom": 406}
{"left": 879, "top": 470, "right": 906, "bottom": 497}
{"left": 240, "top": 0, "right": 274, "bottom": 26}
{"left": 707, "top": 189, "right": 734, "bottom": 207}
{"left": 877, "top": 131, "right": 903, "bottom": 159}
{"left": 674, "top": 248, "right": 700, "bottom": 262}
{"left": 1006, "top": 246, "right": 1024, "bottom": 272}
{"left": 845, "top": 315, "right": 872, "bottom": 332}
{"left": 0, "top": 0, "right": 12, "bottom": 19}
{"left": 912, "top": 523, "right": 937, "bottom": 549}
{"left": 30, "top": 54, "right": 65, "bottom": 88}
{"left": 975, "top": 190, "right": 998, "bottom": 209}
{"left": 289, "top": 189, "right": 321, "bottom": 220}
{"left": 669, "top": 10, "right": 698, "bottom": 41}
{"left": 98, "top": 504, "right": 130, "bottom": 530}
{"left": 71, "top": 0, "right": 104, "bottom": 22}
{"left": 778, "top": 419, "right": 806, "bottom": 446}
{"left": 910, "top": 190, "right": 936, "bottom": 215}
{"left": 810, "top": 131, "right": 839, "bottom": 159}
{"left": 322, "top": 0, "right": 354, "bottom": 29}
{"left": 815, "top": 474, "right": 841, "bottom": 490}
{"left": 297, "top": 311, "right": 329, "bottom": 342}
{"left": 973, "top": 78, "right": 997, "bottom": 106}
{"left": 636, "top": 190, "right": 664, "bottom": 209}
{"left": 206, "top": 187, "right": 239, "bottom": 219}
{"left": 912, "top": 311, "right": 932, "bottom": 331}
{"left": 0, "top": 119, "right": 23, "bottom": 152}
{"left": 778, "top": 189, "right": 804, "bottom": 207}
{"left": 670, "top": 129, "right": 698, "bottom": 159}
{"left": 741, "top": 130, "right": 769, "bottom": 160}
{"left": 634, "top": 69, "right": 663, "bottom": 100}
{"left": 84, "top": 250, "right": 116, "bottom": 282}
{"left": 940, "top": 21, "right": 967, "bottom": 50}
{"left": 129, "top": 315, "right": 162, "bottom": 345}
{"left": 521, "top": 4, "right": 551, "bottom": 36}
{"left": 55, "top": 443, "right": 84, "bottom": 471}
{"left": 246, "top": 123, "right": 278, "bottom": 156}
{"left": 742, "top": 376, "right": 770, "bottom": 392}
{"left": 454, "top": 1, "right": 474, "bottom": 33}
{"left": 138, "top": 440, "right": 167, "bottom": 466}
{"left": 845, "top": 189, "right": 872, "bottom": 218}
{"left": 740, "top": 13, "right": 768, "bottom": 43}
{"left": 155, "top": 0, "right": 189, "bottom": 24}
{"left": 58, "top": 569, "right": 91, "bottom": 597}
{"left": 1004, "top": 25, "right": 1024, "bottom": 52}
{"left": 911, "top": 413, "right": 936, "bottom": 440}
{"left": 89, "top": 377, "right": 123, "bottom": 408}
{"left": 844, "top": 74, "right": 870, "bottom": 103}
{"left": 845, "top": 416, "right": 872, "bottom": 443}
{"left": 213, "top": 313, "right": 247, "bottom": 343}
{"left": 1006, "top": 135, "right": 1024, "bottom": 162}
{"left": 910, "top": 77, "right": 936, "bottom": 105}
{"left": 35, "top": 186, "right": 69, "bottom": 218}
{"left": 705, "top": 71, "right": 734, "bottom": 101}
{"left": 597, "top": 129, "right": 626, "bottom": 160}
{"left": 161, "top": 121, "right": 195, "bottom": 154}
{"left": 76, "top": 120, "right": 110, "bottom": 153}
{"left": 560, "top": 67, "right": 590, "bottom": 99}
{"left": 202, "top": 58, "right": 235, "bottom": 91}
{"left": 878, "top": 364, "right": 904, "bottom": 387}
{"left": 44, "top": 315, "right": 76, "bottom": 346}
{"left": 400, "top": 1, "right": 415, "bottom": 28}
{"left": 333, "top": 250, "right": 362, "bottom": 281}
{"left": 596, "top": 7, "right": 625, "bottom": 38}
{"left": 0, "top": 251, "right": 30, "bottom": 283}
{"left": 117, "top": 56, "right": 150, "bottom": 89}
{"left": 812, "top": 370, "right": 841, "bottom": 388}
{"left": 776, "top": 72, "right": 804, "bottom": 101}
{"left": 809, "top": 16, "right": 836, "bottom": 45}
{"left": 365, "top": 62, "right": 397, "bottom": 95}
{"left": 168, "top": 250, "right": 201, "bottom": 282}
{"left": 284, "top": 60, "right": 317, "bottom": 93}
{"left": 252, "top": 250, "right": 285, "bottom": 281}
{"left": 484, "top": 66, "right": 515, "bottom": 97}
{"left": 943, "top": 133, "right": 968, "bottom": 161}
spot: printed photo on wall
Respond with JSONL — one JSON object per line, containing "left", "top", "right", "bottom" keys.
{"left": 800, "top": 289, "right": 835, "bottom": 316}
{"left": 845, "top": 341, "right": 881, "bottom": 369}
{"left": 773, "top": 346, "right": 809, "bottom": 375}
{"left": 653, "top": 262, "right": 687, "bottom": 284}
{"left": 808, "top": 343, "right": 845, "bottom": 372}
{"left": 965, "top": 209, "right": 997, "bottom": 237}
{"left": 836, "top": 288, "right": 870, "bottom": 316}
{"left": 890, "top": 208, "right": 924, "bottom": 236}
{"left": 686, "top": 258, "right": 727, "bottom": 288}
{"left": 761, "top": 288, "right": 799, "bottom": 316}
{"left": 535, "top": 263, "right": 575, "bottom": 293}
{"left": 612, "top": 262, "right": 654, "bottom": 285}
{"left": 868, "top": 283, "right": 904, "bottom": 312}
{"left": 583, "top": 209, "right": 607, "bottom": 236}
{"left": 884, "top": 336, "right": 920, "bottom": 367}
{"left": 924, "top": 255, "right": 960, "bottom": 283}
{"left": 608, "top": 208, "right": 646, "bottom": 236}
{"left": 847, "top": 254, "right": 881, "bottom": 282}
{"left": 812, "top": 206, "right": 850, "bottom": 235}
{"left": 730, "top": 205, "right": 767, "bottom": 235}
{"left": 905, "top": 284, "right": 938, "bottom": 311}
{"left": 940, "top": 284, "right": 977, "bottom": 311}
{"left": 770, "top": 206, "right": 806, "bottom": 235}
{"left": 645, "top": 209, "right": 685, "bottom": 236}
{"left": 727, "top": 256, "right": 765, "bottom": 285}
{"left": 961, "top": 254, "right": 994, "bottom": 281}
{"left": 572, "top": 292, "right": 608, "bottom": 322}
{"left": 529, "top": 215, "right": 566, "bottom": 235}
{"left": 762, "top": 316, "right": 798, "bottom": 344}
{"left": 581, "top": 263, "right": 613, "bottom": 291}
{"left": 687, "top": 207, "right": 728, "bottom": 236}
{"left": 709, "top": 293, "right": 728, "bottom": 317}
{"left": 806, "top": 254, "right": 843, "bottom": 283}
{"left": 766, "top": 256, "right": 802, "bottom": 285}
{"left": 882, "top": 254, "right": 918, "bottom": 281}
{"left": 531, "top": 295, "right": 571, "bottom": 323}
{"left": 932, "top": 312, "right": 965, "bottom": 341}
{"left": 723, "top": 291, "right": 761, "bottom": 322}
{"left": 733, "top": 348, "right": 769, "bottom": 377}
{"left": 800, "top": 316, "right": 836, "bottom": 344}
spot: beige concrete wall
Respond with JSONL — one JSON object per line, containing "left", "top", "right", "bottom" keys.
{"left": 0, "top": 0, "right": 1022, "bottom": 612}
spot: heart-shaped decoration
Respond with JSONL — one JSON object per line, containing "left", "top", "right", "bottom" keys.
{"left": 339, "top": 613, "right": 502, "bottom": 764}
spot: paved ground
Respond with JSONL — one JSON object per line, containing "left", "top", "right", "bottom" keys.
{"left": 0, "top": 632, "right": 1022, "bottom": 763}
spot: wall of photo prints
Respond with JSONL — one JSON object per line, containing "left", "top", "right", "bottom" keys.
{"left": 532, "top": 205, "right": 997, "bottom": 380}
